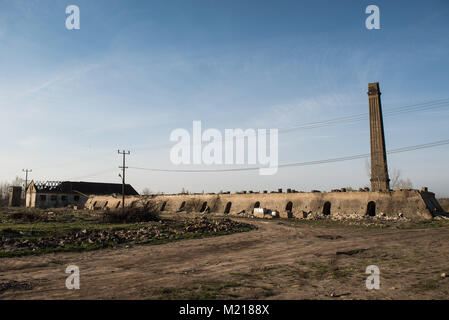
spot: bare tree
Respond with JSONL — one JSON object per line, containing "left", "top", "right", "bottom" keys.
{"left": 365, "top": 159, "right": 371, "bottom": 179}
{"left": 0, "top": 182, "right": 9, "bottom": 206}
{"left": 11, "top": 176, "right": 24, "bottom": 187}
{"left": 390, "top": 169, "right": 413, "bottom": 190}
{"left": 141, "top": 187, "right": 152, "bottom": 196}
{"left": 365, "top": 160, "right": 412, "bottom": 190}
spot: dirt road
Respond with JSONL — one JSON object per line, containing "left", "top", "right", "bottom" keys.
{"left": 1, "top": 217, "right": 449, "bottom": 299}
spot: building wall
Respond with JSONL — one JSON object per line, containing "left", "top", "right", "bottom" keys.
{"left": 85, "top": 189, "right": 443, "bottom": 220}
{"left": 8, "top": 187, "right": 22, "bottom": 207}
{"left": 27, "top": 192, "right": 88, "bottom": 209}
{"left": 84, "top": 196, "right": 136, "bottom": 211}
{"left": 26, "top": 190, "right": 35, "bottom": 208}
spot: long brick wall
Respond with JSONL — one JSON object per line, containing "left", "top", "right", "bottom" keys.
{"left": 85, "top": 189, "right": 445, "bottom": 220}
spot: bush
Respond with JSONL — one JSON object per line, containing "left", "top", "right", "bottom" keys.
{"left": 184, "top": 199, "right": 202, "bottom": 212}
{"left": 8, "top": 210, "right": 48, "bottom": 222}
{"left": 101, "top": 201, "right": 160, "bottom": 223}
{"left": 0, "top": 198, "right": 8, "bottom": 208}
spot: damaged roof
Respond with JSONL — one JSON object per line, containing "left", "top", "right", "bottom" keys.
{"left": 29, "top": 181, "right": 139, "bottom": 196}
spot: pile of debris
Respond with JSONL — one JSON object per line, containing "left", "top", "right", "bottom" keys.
{"left": 182, "top": 217, "right": 255, "bottom": 233}
{"left": 226, "top": 210, "right": 255, "bottom": 218}
{"left": 0, "top": 218, "right": 255, "bottom": 254}
{"left": 328, "top": 212, "right": 409, "bottom": 221}
{"left": 249, "top": 208, "right": 411, "bottom": 221}
{"left": 0, "top": 225, "right": 171, "bottom": 253}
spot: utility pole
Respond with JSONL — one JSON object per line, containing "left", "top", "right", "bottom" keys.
{"left": 22, "top": 169, "right": 32, "bottom": 200}
{"left": 118, "top": 150, "right": 130, "bottom": 214}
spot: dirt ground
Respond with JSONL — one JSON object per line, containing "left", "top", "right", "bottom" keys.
{"left": 1, "top": 213, "right": 449, "bottom": 300}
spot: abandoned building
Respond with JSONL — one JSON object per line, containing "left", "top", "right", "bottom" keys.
{"left": 8, "top": 186, "right": 22, "bottom": 207}
{"left": 26, "top": 181, "right": 139, "bottom": 209}
{"left": 85, "top": 83, "right": 445, "bottom": 219}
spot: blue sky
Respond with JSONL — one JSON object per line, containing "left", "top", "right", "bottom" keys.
{"left": 0, "top": 0, "right": 448, "bottom": 196}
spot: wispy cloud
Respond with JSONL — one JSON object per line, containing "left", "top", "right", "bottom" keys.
{"left": 23, "top": 64, "right": 101, "bottom": 97}
{"left": 246, "top": 92, "right": 362, "bottom": 129}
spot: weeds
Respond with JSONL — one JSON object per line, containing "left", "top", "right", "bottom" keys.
{"left": 101, "top": 204, "right": 160, "bottom": 223}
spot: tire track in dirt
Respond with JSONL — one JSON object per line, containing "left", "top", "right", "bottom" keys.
{"left": 1, "top": 218, "right": 448, "bottom": 299}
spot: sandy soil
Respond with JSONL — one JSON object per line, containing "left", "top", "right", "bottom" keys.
{"left": 1, "top": 216, "right": 449, "bottom": 300}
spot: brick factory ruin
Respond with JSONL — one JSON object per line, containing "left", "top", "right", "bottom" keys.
{"left": 86, "top": 83, "right": 444, "bottom": 220}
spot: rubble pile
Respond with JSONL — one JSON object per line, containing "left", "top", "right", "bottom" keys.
{"left": 311, "top": 212, "right": 410, "bottom": 222}
{"left": 232, "top": 211, "right": 254, "bottom": 218}
{"left": 182, "top": 217, "right": 254, "bottom": 233}
{"left": 1, "top": 226, "right": 167, "bottom": 252}
{"left": 305, "top": 212, "right": 411, "bottom": 227}
{"left": 434, "top": 214, "right": 449, "bottom": 220}
{"left": 0, "top": 218, "right": 254, "bottom": 254}
{"left": 276, "top": 211, "right": 410, "bottom": 221}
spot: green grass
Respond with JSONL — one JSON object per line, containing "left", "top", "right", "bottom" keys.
{"left": 230, "top": 260, "right": 353, "bottom": 288}
{"left": 0, "top": 243, "right": 110, "bottom": 258}
{"left": 0, "top": 229, "right": 253, "bottom": 257}
{"left": 153, "top": 281, "right": 241, "bottom": 300}
{"left": 0, "top": 221, "right": 147, "bottom": 237}
{"left": 0, "top": 210, "right": 256, "bottom": 257}
{"left": 152, "top": 281, "right": 275, "bottom": 300}
{"left": 413, "top": 277, "right": 447, "bottom": 292}
{"left": 399, "top": 219, "right": 449, "bottom": 230}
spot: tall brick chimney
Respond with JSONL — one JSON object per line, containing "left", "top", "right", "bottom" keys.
{"left": 368, "top": 82, "right": 390, "bottom": 192}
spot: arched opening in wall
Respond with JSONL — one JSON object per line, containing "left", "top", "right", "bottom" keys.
{"left": 160, "top": 202, "right": 167, "bottom": 212}
{"left": 286, "top": 201, "right": 293, "bottom": 212}
{"left": 323, "top": 202, "right": 331, "bottom": 216}
{"left": 200, "top": 202, "right": 208, "bottom": 212}
{"left": 224, "top": 202, "right": 232, "bottom": 214}
{"left": 179, "top": 201, "right": 186, "bottom": 211}
{"left": 253, "top": 201, "right": 260, "bottom": 213}
{"left": 366, "top": 201, "right": 376, "bottom": 217}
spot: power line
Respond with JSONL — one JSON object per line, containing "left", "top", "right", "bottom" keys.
{"left": 118, "top": 150, "right": 130, "bottom": 214}
{"left": 21, "top": 97, "right": 449, "bottom": 176}
{"left": 22, "top": 169, "right": 32, "bottom": 199}
{"left": 280, "top": 98, "right": 449, "bottom": 132}
{"left": 131, "top": 98, "right": 449, "bottom": 152}
{"left": 65, "top": 168, "right": 117, "bottom": 181}
{"left": 128, "top": 138, "right": 449, "bottom": 173}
